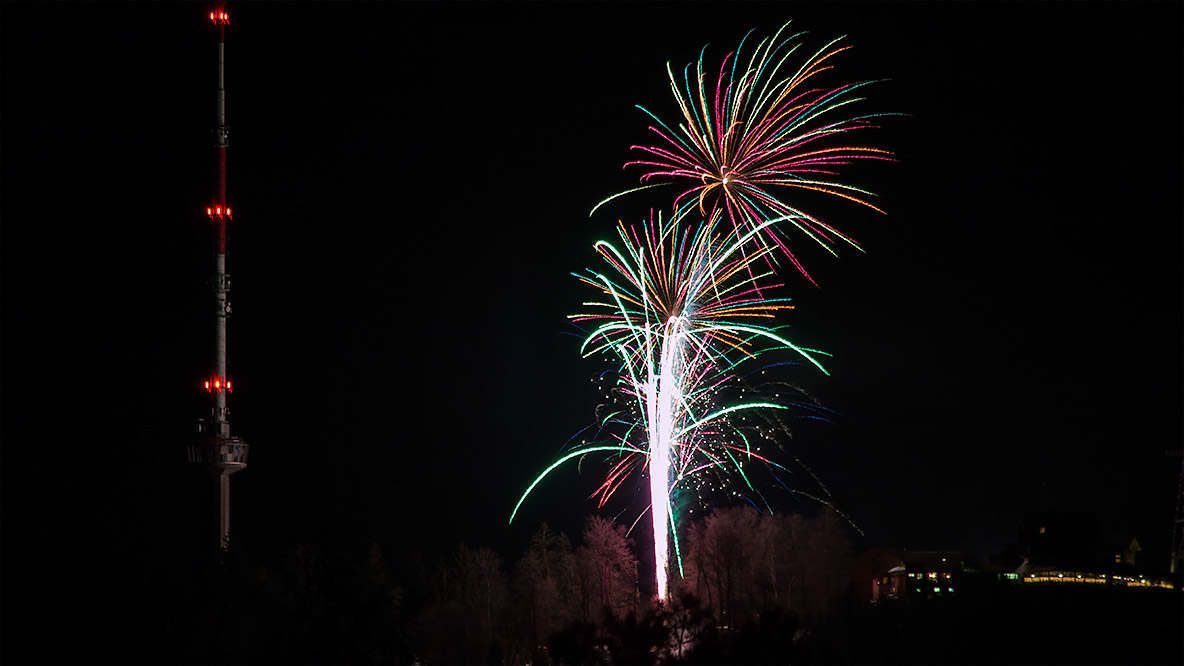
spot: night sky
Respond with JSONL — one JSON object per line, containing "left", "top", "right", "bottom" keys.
{"left": 2, "top": 0, "right": 1181, "bottom": 590}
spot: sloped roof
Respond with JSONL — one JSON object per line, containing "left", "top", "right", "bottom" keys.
{"left": 902, "top": 551, "right": 962, "bottom": 573}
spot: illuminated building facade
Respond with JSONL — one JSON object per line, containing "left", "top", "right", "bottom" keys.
{"left": 854, "top": 549, "right": 964, "bottom": 604}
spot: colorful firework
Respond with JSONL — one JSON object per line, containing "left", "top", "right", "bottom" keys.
{"left": 511, "top": 211, "right": 831, "bottom": 601}
{"left": 593, "top": 21, "right": 894, "bottom": 284}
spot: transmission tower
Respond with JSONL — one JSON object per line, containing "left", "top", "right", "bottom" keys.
{"left": 187, "top": 4, "right": 248, "bottom": 553}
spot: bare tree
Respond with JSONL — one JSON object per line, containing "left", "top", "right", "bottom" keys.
{"left": 512, "top": 523, "right": 577, "bottom": 660}
{"left": 684, "top": 506, "right": 770, "bottom": 625}
{"left": 574, "top": 515, "right": 638, "bottom": 624}
{"left": 417, "top": 543, "right": 508, "bottom": 664}
{"left": 682, "top": 505, "right": 853, "bottom": 629}
{"left": 777, "top": 512, "right": 809, "bottom": 614}
{"left": 799, "top": 507, "right": 852, "bottom": 622}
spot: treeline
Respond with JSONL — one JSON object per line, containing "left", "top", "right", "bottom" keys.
{"left": 29, "top": 505, "right": 854, "bottom": 664}
{"left": 14, "top": 503, "right": 1179, "bottom": 664}
{"left": 416, "top": 518, "right": 642, "bottom": 664}
{"left": 415, "top": 507, "right": 854, "bottom": 664}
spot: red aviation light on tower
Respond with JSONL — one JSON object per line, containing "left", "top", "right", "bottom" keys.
{"left": 210, "top": 9, "right": 229, "bottom": 24}
{"left": 204, "top": 377, "right": 234, "bottom": 393}
{"left": 205, "top": 206, "right": 233, "bottom": 219}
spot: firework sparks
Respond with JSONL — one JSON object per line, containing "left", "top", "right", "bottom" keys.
{"left": 512, "top": 211, "right": 831, "bottom": 601}
{"left": 515, "top": 21, "right": 890, "bottom": 605}
{"left": 593, "top": 21, "right": 894, "bottom": 284}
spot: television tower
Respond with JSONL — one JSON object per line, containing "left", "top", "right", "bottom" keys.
{"left": 188, "top": 3, "right": 248, "bottom": 553}
{"left": 1170, "top": 450, "right": 1183, "bottom": 575}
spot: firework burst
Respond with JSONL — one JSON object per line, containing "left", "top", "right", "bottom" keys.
{"left": 512, "top": 211, "right": 831, "bottom": 600}
{"left": 593, "top": 21, "right": 894, "bottom": 284}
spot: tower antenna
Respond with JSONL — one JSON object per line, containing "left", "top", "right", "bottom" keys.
{"left": 189, "top": 3, "right": 248, "bottom": 553}
{"left": 1169, "top": 449, "right": 1183, "bottom": 576}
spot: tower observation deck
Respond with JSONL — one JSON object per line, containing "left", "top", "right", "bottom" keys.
{"left": 187, "top": 4, "right": 248, "bottom": 553}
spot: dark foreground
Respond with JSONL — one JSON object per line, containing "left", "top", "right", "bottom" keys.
{"left": 3, "top": 550, "right": 1179, "bottom": 665}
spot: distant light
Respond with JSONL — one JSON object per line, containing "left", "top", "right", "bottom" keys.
{"left": 205, "top": 380, "right": 211, "bottom": 391}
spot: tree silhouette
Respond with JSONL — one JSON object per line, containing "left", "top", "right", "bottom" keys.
{"left": 574, "top": 515, "right": 639, "bottom": 624}
{"left": 511, "top": 523, "right": 577, "bottom": 662}
{"left": 416, "top": 542, "right": 507, "bottom": 664}
{"left": 682, "top": 505, "right": 853, "bottom": 629}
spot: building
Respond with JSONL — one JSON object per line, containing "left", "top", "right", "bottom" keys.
{"left": 852, "top": 548, "right": 964, "bottom": 604}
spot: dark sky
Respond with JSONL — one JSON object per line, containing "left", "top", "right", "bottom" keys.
{"left": 2, "top": 1, "right": 1181, "bottom": 574}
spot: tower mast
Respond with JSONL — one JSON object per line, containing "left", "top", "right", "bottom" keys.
{"left": 189, "top": 3, "right": 248, "bottom": 553}
{"left": 1170, "top": 451, "right": 1183, "bottom": 575}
